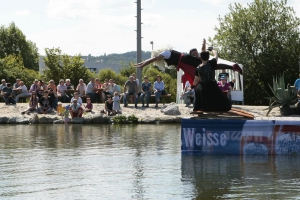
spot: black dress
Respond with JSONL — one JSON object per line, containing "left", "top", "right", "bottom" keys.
{"left": 193, "top": 58, "right": 231, "bottom": 111}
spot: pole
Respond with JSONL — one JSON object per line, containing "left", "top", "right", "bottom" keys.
{"left": 150, "top": 41, "right": 153, "bottom": 50}
{"left": 136, "top": 0, "right": 142, "bottom": 89}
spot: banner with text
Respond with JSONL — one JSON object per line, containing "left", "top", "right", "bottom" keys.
{"left": 181, "top": 119, "right": 300, "bottom": 154}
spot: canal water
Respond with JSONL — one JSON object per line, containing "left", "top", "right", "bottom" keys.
{"left": 0, "top": 124, "right": 300, "bottom": 199}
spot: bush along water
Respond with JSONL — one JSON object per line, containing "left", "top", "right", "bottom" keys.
{"left": 112, "top": 114, "right": 138, "bottom": 124}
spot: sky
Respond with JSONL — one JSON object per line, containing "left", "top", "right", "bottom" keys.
{"left": 1, "top": 0, "right": 300, "bottom": 56}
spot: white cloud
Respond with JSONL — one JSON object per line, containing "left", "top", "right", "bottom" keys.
{"left": 13, "top": 9, "right": 30, "bottom": 16}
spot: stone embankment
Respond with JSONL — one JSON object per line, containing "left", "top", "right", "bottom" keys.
{"left": 0, "top": 102, "right": 298, "bottom": 124}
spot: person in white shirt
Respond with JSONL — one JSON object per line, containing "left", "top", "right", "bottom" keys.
{"left": 76, "top": 79, "right": 87, "bottom": 97}
{"left": 15, "top": 81, "right": 29, "bottom": 103}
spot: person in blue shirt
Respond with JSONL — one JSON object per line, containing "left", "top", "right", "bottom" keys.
{"left": 2, "top": 83, "right": 16, "bottom": 105}
{"left": 154, "top": 75, "right": 167, "bottom": 107}
{"left": 294, "top": 74, "right": 300, "bottom": 91}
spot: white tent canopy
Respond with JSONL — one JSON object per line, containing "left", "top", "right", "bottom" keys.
{"left": 176, "top": 58, "right": 244, "bottom": 104}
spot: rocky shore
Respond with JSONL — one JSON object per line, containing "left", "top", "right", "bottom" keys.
{"left": 0, "top": 102, "right": 298, "bottom": 124}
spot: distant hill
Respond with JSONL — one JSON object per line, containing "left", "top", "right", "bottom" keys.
{"left": 81, "top": 51, "right": 151, "bottom": 73}
{"left": 39, "top": 51, "right": 152, "bottom": 74}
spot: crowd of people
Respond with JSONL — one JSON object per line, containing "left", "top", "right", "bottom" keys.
{"left": 0, "top": 73, "right": 169, "bottom": 118}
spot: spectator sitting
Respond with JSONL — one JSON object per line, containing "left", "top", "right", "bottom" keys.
{"left": 86, "top": 77, "right": 96, "bottom": 103}
{"left": 47, "top": 80, "right": 57, "bottom": 92}
{"left": 95, "top": 78, "right": 102, "bottom": 89}
{"left": 69, "top": 99, "right": 83, "bottom": 119}
{"left": 48, "top": 88, "right": 58, "bottom": 110}
{"left": 29, "top": 79, "right": 40, "bottom": 95}
{"left": 123, "top": 76, "right": 138, "bottom": 108}
{"left": 64, "top": 78, "right": 74, "bottom": 99}
{"left": 105, "top": 95, "right": 115, "bottom": 116}
{"left": 15, "top": 81, "right": 29, "bottom": 103}
{"left": 76, "top": 79, "right": 87, "bottom": 97}
{"left": 154, "top": 75, "right": 167, "bottom": 107}
{"left": 102, "top": 78, "right": 112, "bottom": 100}
{"left": 0, "top": 79, "right": 7, "bottom": 98}
{"left": 132, "top": 73, "right": 139, "bottom": 86}
{"left": 84, "top": 98, "right": 93, "bottom": 112}
{"left": 37, "top": 80, "right": 47, "bottom": 99}
{"left": 65, "top": 79, "right": 73, "bottom": 89}
{"left": 37, "top": 90, "right": 53, "bottom": 114}
{"left": 181, "top": 80, "right": 195, "bottom": 107}
{"left": 109, "top": 79, "right": 120, "bottom": 95}
{"left": 21, "top": 91, "right": 39, "bottom": 114}
{"left": 56, "top": 102, "right": 65, "bottom": 116}
{"left": 113, "top": 92, "right": 121, "bottom": 114}
{"left": 2, "top": 83, "right": 16, "bottom": 105}
{"left": 140, "top": 76, "right": 152, "bottom": 107}
{"left": 57, "top": 79, "right": 69, "bottom": 103}
{"left": 70, "top": 92, "right": 83, "bottom": 106}
{"left": 12, "top": 78, "right": 21, "bottom": 98}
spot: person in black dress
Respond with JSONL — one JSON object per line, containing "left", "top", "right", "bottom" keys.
{"left": 192, "top": 49, "right": 231, "bottom": 111}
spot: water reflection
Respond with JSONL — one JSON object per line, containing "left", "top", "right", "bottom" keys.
{"left": 181, "top": 154, "right": 300, "bottom": 199}
{"left": 0, "top": 124, "right": 182, "bottom": 199}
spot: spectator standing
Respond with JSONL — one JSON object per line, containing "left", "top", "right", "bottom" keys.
{"left": 15, "top": 81, "right": 29, "bottom": 103}
{"left": 154, "top": 75, "right": 167, "bottom": 107}
{"left": 140, "top": 76, "right": 152, "bottom": 107}
{"left": 113, "top": 92, "right": 121, "bottom": 113}
{"left": 76, "top": 79, "right": 87, "bottom": 97}
{"left": 123, "top": 76, "right": 138, "bottom": 108}
{"left": 37, "top": 90, "right": 53, "bottom": 114}
{"left": 86, "top": 78, "right": 96, "bottom": 103}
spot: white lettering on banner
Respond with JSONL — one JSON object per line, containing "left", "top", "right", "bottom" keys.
{"left": 182, "top": 128, "right": 195, "bottom": 148}
{"left": 182, "top": 127, "right": 228, "bottom": 148}
{"left": 243, "top": 143, "right": 268, "bottom": 154}
{"left": 276, "top": 133, "right": 300, "bottom": 154}
{"left": 195, "top": 133, "right": 202, "bottom": 146}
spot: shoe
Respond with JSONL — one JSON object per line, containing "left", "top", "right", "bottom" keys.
{"left": 155, "top": 105, "right": 158, "bottom": 108}
{"left": 124, "top": 105, "right": 127, "bottom": 107}
{"left": 142, "top": 105, "right": 144, "bottom": 107}
{"left": 135, "top": 105, "right": 138, "bottom": 108}
{"left": 145, "top": 105, "right": 149, "bottom": 107}
{"left": 232, "top": 63, "right": 243, "bottom": 75}
{"left": 21, "top": 111, "right": 25, "bottom": 115}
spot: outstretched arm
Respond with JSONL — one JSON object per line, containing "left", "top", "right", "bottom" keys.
{"left": 135, "top": 55, "right": 165, "bottom": 69}
{"left": 212, "top": 50, "right": 218, "bottom": 62}
{"left": 201, "top": 39, "right": 206, "bottom": 52}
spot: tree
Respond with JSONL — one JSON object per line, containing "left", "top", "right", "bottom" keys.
{"left": 0, "top": 22, "right": 39, "bottom": 71}
{"left": 0, "top": 55, "right": 39, "bottom": 87}
{"left": 43, "top": 47, "right": 93, "bottom": 85}
{"left": 212, "top": 0, "right": 300, "bottom": 105}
